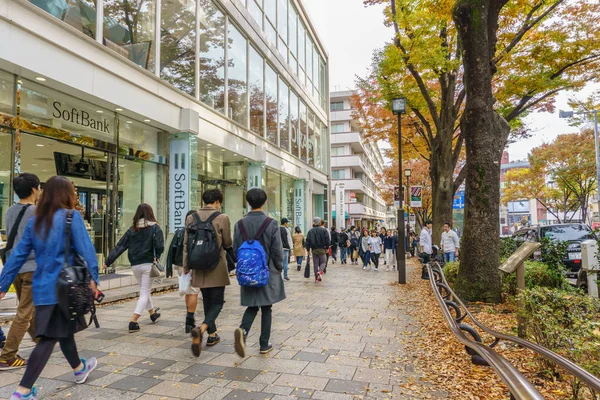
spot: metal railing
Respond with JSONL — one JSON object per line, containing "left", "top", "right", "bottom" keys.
{"left": 426, "top": 262, "right": 600, "bottom": 399}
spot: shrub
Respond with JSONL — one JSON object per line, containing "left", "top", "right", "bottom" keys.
{"left": 443, "top": 261, "right": 460, "bottom": 286}
{"left": 519, "top": 288, "right": 600, "bottom": 399}
{"left": 502, "top": 260, "right": 570, "bottom": 296}
{"left": 500, "top": 236, "right": 518, "bottom": 261}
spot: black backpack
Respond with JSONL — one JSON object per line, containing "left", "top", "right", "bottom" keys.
{"left": 186, "top": 212, "right": 222, "bottom": 270}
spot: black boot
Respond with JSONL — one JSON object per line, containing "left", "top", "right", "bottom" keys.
{"left": 185, "top": 314, "right": 196, "bottom": 334}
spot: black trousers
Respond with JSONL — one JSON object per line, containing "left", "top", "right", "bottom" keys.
{"left": 371, "top": 253, "right": 380, "bottom": 269}
{"left": 20, "top": 335, "right": 80, "bottom": 389}
{"left": 200, "top": 287, "right": 225, "bottom": 334}
{"left": 241, "top": 305, "right": 272, "bottom": 349}
{"left": 349, "top": 245, "right": 357, "bottom": 261}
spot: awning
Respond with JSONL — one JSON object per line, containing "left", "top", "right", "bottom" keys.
{"left": 332, "top": 211, "right": 349, "bottom": 219}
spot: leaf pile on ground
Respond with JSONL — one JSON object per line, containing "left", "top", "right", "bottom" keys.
{"left": 388, "top": 259, "right": 588, "bottom": 400}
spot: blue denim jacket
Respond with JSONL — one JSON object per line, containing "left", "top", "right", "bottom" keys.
{"left": 0, "top": 209, "right": 99, "bottom": 306}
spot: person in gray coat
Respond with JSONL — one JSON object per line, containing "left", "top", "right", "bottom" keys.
{"left": 233, "top": 189, "right": 286, "bottom": 357}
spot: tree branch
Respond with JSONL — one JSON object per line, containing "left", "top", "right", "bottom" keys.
{"left": 453, "top": 166, "right": 467, "bottom": 193}
{"left": 411, "top": 107, "right": 434, "bottom": 145}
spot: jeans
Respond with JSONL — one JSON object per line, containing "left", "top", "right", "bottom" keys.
{"left": 132, "top": 263, "right": 154, "bottom": 316}
{"left": 340, "top": 247, "right": 347, "bottom": 262}
{"left": 385, "top": 249, "right": 396, "bottom": 268}
{"left": 313, "top": 254, "right": 327, "bottom": 276}
{"left": 20, "top": 335, "right": 80, "bottom": 389}
{"left": 371, "top": 252, "right": 381, "bottom": 269}
{"left": 444, "top": 252, "right": 456, "bottom": 262}
{"left": 363, "top": 251, "right": 371, "bottom": 267}
{"left": 349, "top": 245, "right": 357, "bottom": 262}
{"left": 296, "top": 256, "right": 304, "bottom": 267}
{"left": 283, "top": 249, "right": 290, "bottom": 279}
{"left": 241, "top": 305, "right": 272, "bottom": 349}
{"left": 0, "top": 272, "right": 37, "bottom": 362}
{"left": 200, "top": 287, "right": 225, "bottom": 334}
{"left": 331, "top": 246, "right": 338, "bottom": 261}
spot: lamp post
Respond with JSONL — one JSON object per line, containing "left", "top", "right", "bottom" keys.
{"left": 559, "top": 109, "right": 600, "bottom": 222}
{"left": 405, "top": 169, "right": 412, "bottom": 231}
{"left": 392, "top": 97, "right": 407, "bottom": 284}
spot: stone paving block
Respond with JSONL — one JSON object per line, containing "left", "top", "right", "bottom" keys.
{"left": 292, "top": 351, "right": 328, "bottom": 362}
{"left": 179, "top": 374, "right": 207, "bottom": 384}
{"left": 145, "top": 380, "right": 211, "bottom": 399}
{"left": 260, "top": 385, "right": 295, "bottom": 395}
{"left": 136, "top": 394, "right": 180, "bottom": 400}
{"left": 53, "top": 384, "right": 142, "bottom": 399}
{"left": 324, "top": 378, "right": 369, "bottom": 395}
{"left": 207, "top": 353, "right": 249, "bottom": 367}
{"left": 0, "top": 378, "right": 71, "bottom": 398}
{"left": 102, "top": 342, "right": 170, "bottom": 357}
{"left": 239, "top": 356, "right": 309, "bottom": 374}
{"left": 325, "top": 355, "right": 371, "bottom": 367}
{"left": 301, "top": 361, "right": 357, "bottom": 380}
{"left": 220, "top": 367, "right": 262, "bottom": 382}
{"left": 273, "top": 373, "right": 329, "bottom": 390}
{"left": 140, "top": 370, "right": 188, "bottom": 382}
{"left": 108, "top": 375, "right": 163, "bottom": 392}
{"left": 39, "top": 364, "right": 73, "bottom": 379}
{"left": 251, "top": 371, "right": 281, "bottom": 385}
{"left": 194, "top": 387, "right": 233, "bottom": 400}
{"left": 226, "top": 381, "right": 267, "bottom": 392}
{"left": 310, "top": 391, "right": 355, "bottom": 400}
{"left": 222, "top": 389, "right": 273, "bottom": 400}
{"left": 0, "top": 372, "right": 23, "bottom": 388}
{"left": 97, "top": 353, "right": 145, "bottom": 367}
{"left": 180, "top": 363, "right": 226, "bottom": 377}
{"left": 133, "top": 357, "right": 177, "bottom": 370}
{"left": 353, "top": 367, "right": 391, "bottom": 384}
{"left": 195, "top": 377, "right": 232, "bottom": 387}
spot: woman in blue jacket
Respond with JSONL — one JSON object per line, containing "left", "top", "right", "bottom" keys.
{"left": 0, "top": 176, "right": 99, "bottom": 400}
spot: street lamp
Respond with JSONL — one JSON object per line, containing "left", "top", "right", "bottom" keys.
{"left": 405, "top": 168, "right": 412, "bottom": 233}
{"left": 559, "top": 109, "right": 600, "bottom": 222}
{"left": 392, "top": 97, "right": 407, "bottom": 284}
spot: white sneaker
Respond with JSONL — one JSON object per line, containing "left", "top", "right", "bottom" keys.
{"left": 386, "top": 267, "right": 390, "bottom": 272}
{"left": 362, "top": 266, "right": 367, "bottom": 270}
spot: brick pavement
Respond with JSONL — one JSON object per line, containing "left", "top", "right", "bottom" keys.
{"left": 0, "top": 261, "right": 436, "bottom": 399}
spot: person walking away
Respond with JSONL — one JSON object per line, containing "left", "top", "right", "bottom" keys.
{"left": 383, "top": 230, "right": 397, "bottom": 272}
{"left": 379, "top": 227, "right": 386, "bottom": 265}
{"left": 410, "top": 232, "right": 418, "bottom": 257}
{"left": 0, "top": 173, "right": 40, "bottom": 370}
{"left": 306, "top": 217, "right": 330, "bottom": 282}
{"left": 360, "top": 230, "right": 370, "bottom": 270}
{"left": 183, "top": 189, "right": 232, "bottom": 357}
{"left": 420, "top": 220, "right": 433, "bottom": 279}
{"left": 348, "top": 226, "right": 359, "bottom": 265}
{"left": 338, "top": 229, "right": 349, "bottom": 264}
{"left": 319, "top": 219, "right": 331, "bottom": 272}
{"left": 279, "top": 218, "right": 293, "bottom": 281}
{"left": 292, "top": 227, "right": 305, "bottom": 271}
{"left": 330, "top": 227, "right": 339, "bottom": 264}
{"left": 166, "top": 210, "right": 200, "bottom": 333}
{"left": 104, "top": 204, "right": 164, "bottom": 332}
{"left": 368, "top": 230, "right": 383, "bottom": 271}
{"left": 233, "top": 189, "right": 285, "bottom": 357}
{"left": 0, "top": 176, "right": 99, "bottom": 400}
{"left": 440, "top": 222, "right": 460, "bottom": 262}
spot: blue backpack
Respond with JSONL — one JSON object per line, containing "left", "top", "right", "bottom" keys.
{"left": 236, "top": 218, "right": 273, "bottom": 288}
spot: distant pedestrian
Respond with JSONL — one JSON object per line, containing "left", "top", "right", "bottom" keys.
{"left": 368, "top": 230, "right": 383, "bottom": 271}
{"left": 379, "top": 227, "right": 386, "bottom": 264}
{"left": 348, "top": 226, "right": 359, "bottom": 265}
{"left": 440, "top": 223, "right": 460, "bottom": 262}
{"left": 105, "top": 203, "right": 164, "bottom": 332}
{"left": 319, "top": 219, "right": 331, "bottom": 272}
{"left": 306, "top": 217, "right": 330, "bottom": 282}
{"left": 383, "top": 230, "right": 397, "bottom": 272}
{"left": 292, "top": 226, "right": 306, "bottom": 271}
{"left": 166, "top": 210, "right": 199, "bottom": 334}
{"left": 410, "top": 232, "right": 418, "bottom": 257}
{"left": 233, "top": 189, "right": 285, "bottom": 357}
{"left": 0, "top": 176, "right": 99, "bottom": 400}
{"left": 280, "top": 218, "right": 293, "bottom": 281}
{"left": 360, "top": 229, "right": 370, "bottom": 270}
{"left": 0, "top": 173, "right": 40, "bottom": 371}
{"left": 183, "top": 189, "right": 232, "bottom": 357}
{"left": 339, "top": 229, "right": 349, "bottom": 264}
{"left": 330, "top": 227, "right": 339, "bottom": 264}
{"left": 420, "top": 220, "right": 433, "bottom": 263}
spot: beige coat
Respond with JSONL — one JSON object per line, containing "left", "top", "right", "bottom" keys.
{"left": 183, "top": 207, "right": 232, "bottom": 289}
{"left": 292, "top": 233, "right": 306, "bottom": 257}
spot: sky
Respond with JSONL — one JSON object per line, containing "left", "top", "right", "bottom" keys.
{"left": 301, "top": 0, "right": 598, "bottom": 162}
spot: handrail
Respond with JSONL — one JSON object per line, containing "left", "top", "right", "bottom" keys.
{"left": 429, "top": 262, "right": 600, "bottom": 394}
{"left": 425, "top": 263, "right": 544, "bottom": 400}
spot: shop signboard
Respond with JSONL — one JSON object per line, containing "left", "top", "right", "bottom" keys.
{"left": 410, "top": 186, "right": 423, "bottom": 208}
{"left": 169, "top": 137, "right": 190, "bottom": 233}
{"left": 453, "top": 190, "right": 465, "bottom": 209}
{"left": 349, "top": 192, "right": 357, "bottom": 203}
{"left": 335, "top": 184, "right": 345, "bottom": 230}
{"left": 294, "top": 180, "right": 305, "bottom": 233}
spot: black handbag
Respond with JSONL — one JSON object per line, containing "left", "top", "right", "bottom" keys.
{"left": 226, "top": 247, "right": 237, "bottom": 273}
{"left": 304, "top": 255, "right": 311, "bottom": 278}
{"left": 56, "top": 210, "right": 98, "bottom": 330}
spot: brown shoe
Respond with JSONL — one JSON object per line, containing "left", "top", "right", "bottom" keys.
{"left": 191, "top": 327, "right": 203, "bottom": 357}
{"left": 0, "top": 355, "right": 27, "bottom": 371}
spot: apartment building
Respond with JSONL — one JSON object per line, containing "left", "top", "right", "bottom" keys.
{"left": 330, "top": 90, "right": 387, "bottom": 229}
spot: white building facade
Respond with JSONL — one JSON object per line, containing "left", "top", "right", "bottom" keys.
{"left": 0, "top": 0, "right": 329, "bottom": 270}
{"left": 330, "top": 90, "right": 386, "bottom": 230}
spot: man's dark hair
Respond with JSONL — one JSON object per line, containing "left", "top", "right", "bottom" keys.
{"left": 202, "top": 189, "right": 223, "bottom": 205}
{"left": 246, "top": 188, "right": 267, "bottom": 209}
{"left": 350, "top": 225, "right": 356, "bottom": 230}
{"left": 13, "top": 173, "right": 40, "bottom": 200}
{"left": 444, "top": 222, "right": 451, "bottom": 227}
{"left": 425, "top": 219, "right": 433, "bottom": 225}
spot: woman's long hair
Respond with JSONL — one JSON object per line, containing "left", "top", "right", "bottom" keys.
{"left": 132, "top": 203, "right": 157, "bottom": 231}
{"left": 295, "top": 226, "right": 302, "bottom": 234}
{"left": 34, "top": 176, "right": 76, "bottom": 237}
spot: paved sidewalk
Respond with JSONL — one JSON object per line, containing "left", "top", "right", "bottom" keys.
{"left": 0, "top": 262, "right": 428, "bottom": 399}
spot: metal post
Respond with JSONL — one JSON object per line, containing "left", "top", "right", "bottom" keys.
{"left": 406, "top": 175, "right": 410, "bottom": 229}
{"left": 397, "top": 114, "right": 406, "bottom": 284}
{"left": 516, "top": 262, "right": 526, "bottom": 338}
{"left": 594, "top": 111, "right": 600, "bottom": 223}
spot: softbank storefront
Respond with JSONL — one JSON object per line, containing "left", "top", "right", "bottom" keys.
{"left": 0, "top": 0, "right": 330, "bottom": 272}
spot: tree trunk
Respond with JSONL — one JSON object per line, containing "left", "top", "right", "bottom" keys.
{"left": 430, "top": 139, "right": 456, "bottom": 245}
{"left": 453, "top": 0, "right": 509, "bottom": 303}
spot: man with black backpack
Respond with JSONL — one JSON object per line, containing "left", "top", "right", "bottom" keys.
{"left": 279, "top": 218, "right": 293, "bottom": 281}
{"left": 183, "top": 189, "right": 233, "bottom": 358}
{"left": 0, "top": 173, "right": 40, "bottom": 371}
{"left": 233, "top": 189, "right": 285, "bottom": 357}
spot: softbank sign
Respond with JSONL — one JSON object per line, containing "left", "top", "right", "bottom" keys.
{"left": 169, "top": 138, "right": 190, "bottom": 233}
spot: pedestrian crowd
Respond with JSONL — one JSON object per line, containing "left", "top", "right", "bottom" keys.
{"left": 0, "top": 172, "right": 459, "bottom": 400}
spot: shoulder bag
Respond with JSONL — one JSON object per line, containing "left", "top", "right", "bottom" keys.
{"left": 150, "top": 225, "right": 165, "bottom": 278}
{"left": 0, "top": 204, "right": 31, "bottom": 264}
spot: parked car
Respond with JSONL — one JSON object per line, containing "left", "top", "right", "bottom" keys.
{"left": 512, "top": 223, "right": 596, "bottom": 285}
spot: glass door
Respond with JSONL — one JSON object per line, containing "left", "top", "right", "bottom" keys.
{"left": 0, "top": 128, "right": 13, "bottom": 239}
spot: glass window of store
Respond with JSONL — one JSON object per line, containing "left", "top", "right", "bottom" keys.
{"left": 0, "top": 71, "right": 12, "bottom": 230}
{"left": 277, "top": 0, "right": 288, "bottom": 60}
{"left": 315, "top": 118, "right": 322, "bottom": 169}
{"left": 321, "top": 121, "right": 329, "bottom": 174}
{"left": 281, "top": 175, "right": 294, "bottom": 223}
{"left": 278, "top": 78, "right": 290, "bottom": 151}
{"left": 307, "top": 110, "right": 314, "bottom": 166}
{"left": 29, "top": 0, "right": 97, "bottom": 39}
{"left": 306, "top": 39, "right": 313, "bottom": 91}
{"left": 161, "top": 0, "right": 196, "bottom": 96}
{"left": 249, "top": 46, "right": 265, "bottom": 136}
{"left": 299, "top": 101, "right": 307, "bottom": 162}
{"left": 265, "top": 64, "right": 278, "bottom": 145}
{"left": 103, "top": 0, "right": 156, "bottom": 72}
{"left": 290, "top": 91, "right": 299, "bottom": 157}
{"left": 227, "top": 24, "right": 248, "bottom": 126}
{"left": 248, "top": 0, "right": 263, "bottom": 29}
{"left": 199, "top": 0, "right": 226, "bottom": 113}
{"left": 289, "top": 6, "right": 298, "bottom": 74}
{"left": 223, "top": 163, "right": 246, "bottom": 223}
{"left": 319, "top": 59, "right": 327, "bottom": 110}
{"left": 298, "top": 22, "right": 306, "bottom": 87}
{"left": 0, "top": 70, "right": 14, "bottom": 117}
{"left": 313, "top": 47, "right": 319, "bottom": 100}
{"left": 266, "top": 169, "right": 282, "bottom": 221}
{"left": 264, "top": 0, "right": 277, "bottom": 44}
